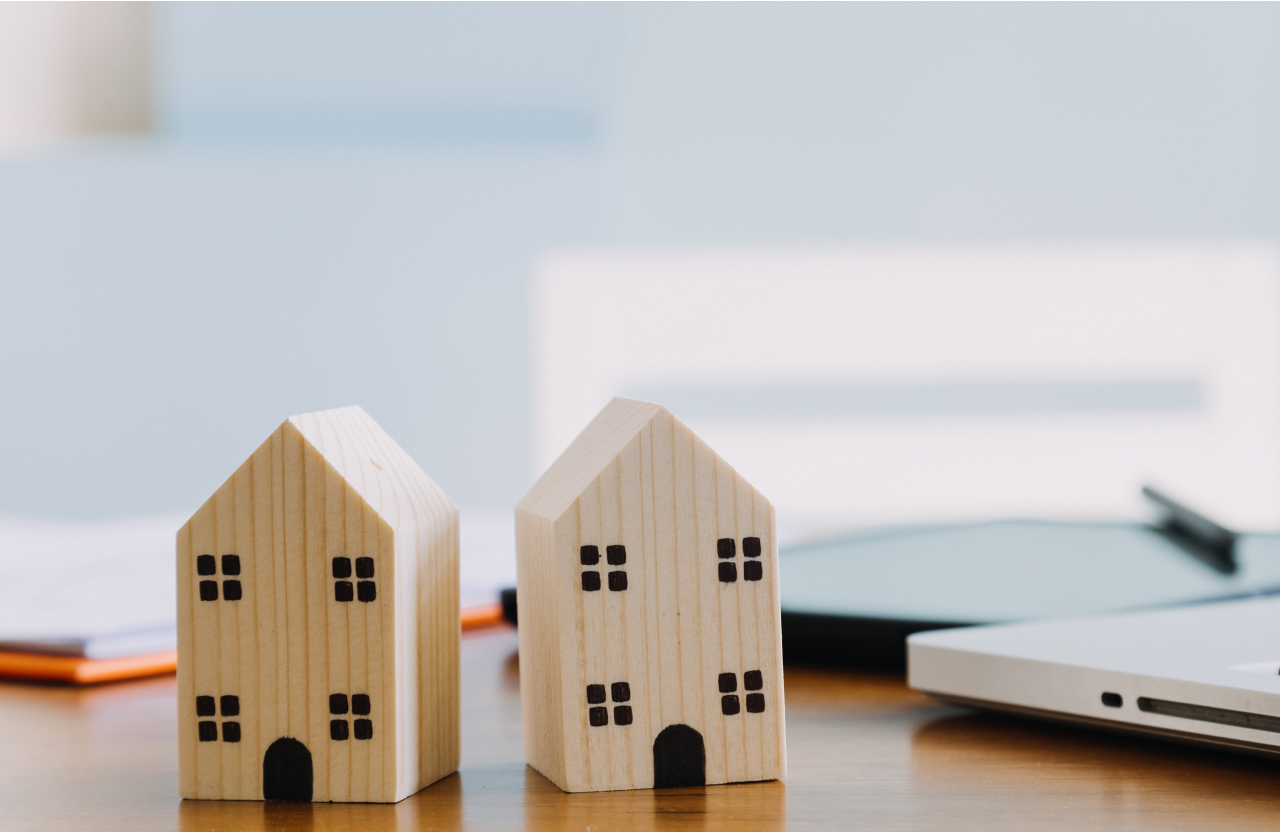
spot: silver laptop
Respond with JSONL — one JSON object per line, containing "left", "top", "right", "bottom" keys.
{"left": 908, "top": 596, "right": 1280, "bottom": 758}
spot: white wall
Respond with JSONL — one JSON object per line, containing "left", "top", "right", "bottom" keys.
{"left": 601, "top": 3, "right": 1280, "bottom": 242}
{"left": 3, "top": 4, "right": 1280, "bottom": 518}
{"left": 157, "top": 3, "right": 617, "bottom": 144}
{"left": 156, "top": 3, "right": 1280, "bottom": 245}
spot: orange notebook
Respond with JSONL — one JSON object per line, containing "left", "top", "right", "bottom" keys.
{"left": 0, "top": 602, "right": 508, "bottom": 685}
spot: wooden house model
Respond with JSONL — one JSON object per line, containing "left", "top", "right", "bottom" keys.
{"left": 516, "top": 397, "right": 786, "bottom": 792}
{"left": 177, "top": 406, "right": 459, "bottom": 803}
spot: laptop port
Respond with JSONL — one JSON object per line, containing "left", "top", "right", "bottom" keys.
{"left": 1101, "top": 692, "right": 1123, "bottom": 708}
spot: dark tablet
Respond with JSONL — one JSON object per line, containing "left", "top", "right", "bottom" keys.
{"left": 779, "top": 519, "right": 1280, "bottom": 668}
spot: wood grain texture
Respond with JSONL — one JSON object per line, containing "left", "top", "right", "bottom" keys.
{"left": 516, "top": 398, "right": 786, "bottom": 792}
{"left": 12, "top": 631, "right": 1280, "bottom": 831}
{"left": 176, "top": 406, "right": 459, "bottom": 803}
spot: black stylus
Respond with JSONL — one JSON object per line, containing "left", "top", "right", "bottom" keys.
{"left": 1143, "top": 485, "right": 1238, "bottom": 574}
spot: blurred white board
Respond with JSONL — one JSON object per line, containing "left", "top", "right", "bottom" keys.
{"left": 532, "top": 245, "right": 1280, "bottom": 533}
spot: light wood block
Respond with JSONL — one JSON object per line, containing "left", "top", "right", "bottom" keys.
{"left": 516, "top": 397, "right": 786, "bottom": 792}
{"left": 177, "top": 406, "right": 459, "bottom": 803}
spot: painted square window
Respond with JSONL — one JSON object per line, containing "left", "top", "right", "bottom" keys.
{"left": 586, "top": 684, "right": 606, "bottom": 704}
{"left": 355, "top": 557, "right": 375, "bottom": 579}
{"left": 589, "top": 706, "right": 608, "bottom": 727}
{"left": 608, "top": 571, "right": 627, "bottom": 591}
{"left": 746, "top": 693, "right": 766, "bottom": 713}
{"left": 614, "top": 706, "right": 633, "bottom": 725}
{"left": 195, "top": 553, "right": 244, "bottom": 601}
{"left": 220, "top": 695, "right": 239, "bottom": 716}
{"left": 582, "top": 571, "right": 601, "bottom": 591}
{"left": 743, "top": 561, "right": 763, "bottom": 581}
{"left": 721, "top": 695, "right": 740, "bottom": 715}
{"left": 611, "top": 682, "right": 630, "bottom": 702}
{"left": 335, "top": 581, "right": 354, "bottom": 602}
{"left": 717, "top": 538, "right": 736, "bottom": 559}
{"left": 718, "top": 562, "right": 737, "bottom": 583}
{"left": 743, "top": 537, "right": 762, "bottom": 558}
{"left": 332, "top": 557, "right": 352, "bottom": 579}
{"left": 606, "top": 545, "right": 626, "bottom": 565}
{"left": 329, "top": 693, "right": 371, "bottom": 740}
{"left": 198, "top": 721, "right": 218, "bottom": 742}
{"left": 222, "top": 722, "right": 241, "bottom": 742}
{"left": 357, "top": 581, "right": 377, "bottom": 602}
{"left": 718, "top": 673, "right": 737, "bottom": 693}
{"left": 580, "top": 545, "right": 600, "bottom": 565}
{"left": 743, "top": 670, "right": 763, "bottom": 691}
{"left": 196, "top": 696, "right": 216, "bottom": 717}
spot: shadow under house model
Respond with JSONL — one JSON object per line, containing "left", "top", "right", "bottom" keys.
{"left": 177, "top": 406, "right": 459, "bottom": 803}
{"left": 516, "top": 397, "right": 787, "bottom": 792}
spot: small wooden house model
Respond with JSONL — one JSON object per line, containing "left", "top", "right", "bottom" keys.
{"left": 516, "top": 397, "right": 786, "bottom": 792}
{"left": 177, "top": 406, "right": 459, "bottom": 803}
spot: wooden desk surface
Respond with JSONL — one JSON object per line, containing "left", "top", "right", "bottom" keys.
{"left": 5, "top": 627, "right": 1280, "bottom": 831}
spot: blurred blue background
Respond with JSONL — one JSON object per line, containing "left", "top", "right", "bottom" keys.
{"left": 3, "top": 2, "right": 1280, "bottom": 518}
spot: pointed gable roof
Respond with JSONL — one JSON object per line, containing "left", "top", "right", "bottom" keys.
{"left": 286, "top": 405, "right": 455, "bottom": 530}
{"left": 517, "top": 397, "right": 669, "bottom": 521}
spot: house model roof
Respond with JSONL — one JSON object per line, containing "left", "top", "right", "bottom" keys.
{"left": 186, "top": 406, "right": 454, "bottom": 535}
{"left": 284, "top": 406, "right": 454, "bottom": 529}
{"left": 517, "top": 397, "right": 670, "bottom": 521}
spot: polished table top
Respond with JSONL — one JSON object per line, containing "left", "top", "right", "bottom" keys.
{"left": 5, "top": 627, "right": 1280, "bottom": 830}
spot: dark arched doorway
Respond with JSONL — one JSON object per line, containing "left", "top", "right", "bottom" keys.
{"left": 652, "top": 724, "right": 705, "bottom": 788}
{"left": 263, "top": 737, "right": 313, "bottom": 801}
